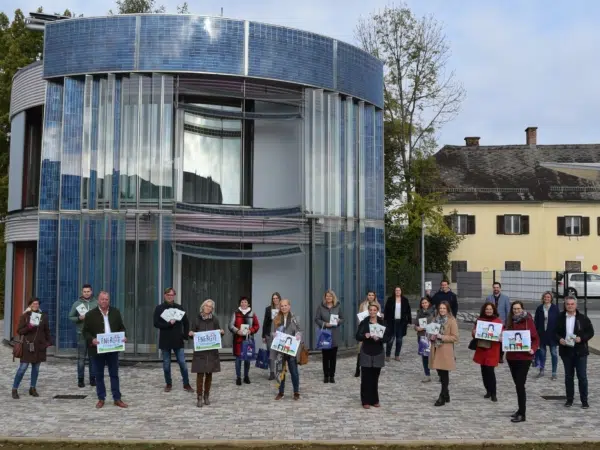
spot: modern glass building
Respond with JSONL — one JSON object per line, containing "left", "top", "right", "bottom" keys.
{"left": 4, "top": 14, "right": 385, "bottom": 355}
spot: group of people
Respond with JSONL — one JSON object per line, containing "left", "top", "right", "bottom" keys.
{"left": 9, "top": 280, "right": 595, "bottom": 422}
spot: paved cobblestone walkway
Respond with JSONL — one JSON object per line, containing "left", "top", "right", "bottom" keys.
{"left": 1, "top": 330, "right": 598, "bottom": 442}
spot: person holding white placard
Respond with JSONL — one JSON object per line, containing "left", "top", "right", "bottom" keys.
{"left": 273, "top": 298, "right": 302, "bottom": 401}
{"left": 190, "top": 299, "right": 224, "bottom": 408}
{"left": 262, "top": 292, "right": 281, "bottom": 380}
{"left": 228, "top": 296, "right": 260, "bottom": 386}
{"left": 11, "top": 298, "right": 51, "bottom": 400}
{"left": 472, "top": 302, "right": 502, "bottom": 402}
{"left": 414, "top": 297, "right": 435, "bottom": 382}
{"left": 428, "top": 301, "right": 459, "bottom": 407}
{"left": 82, "top": 291, "right": 128, "bottom": 409}
{"left": 68, "top": 284, "right": 98, "bottom": 388}
{"left": 314, "top": 290, "right": 344, "bottom": 383}
{"left": 354, "top": 292, "right": 379, "bottom": 377}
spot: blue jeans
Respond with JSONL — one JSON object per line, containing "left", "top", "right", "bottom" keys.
{"left": 279, "top": 356, "right": 299, "bottom": 394}
{"left": 13, "top": 362, "right": 40, "bottom": 389}
{"left": 162, "top": 348, "right": 190, "bottom": 386}
{"left": 77, "top": 338, "right": 95, "bottom": 381}
{"left": 235, "top": 357, "right": 250, "bottom": 378}
{"left": 562, "top": 353, "right": 588, "bottom": 402}
{"left": 93, "top": 352, "right": 121, "bottom": 401}
{"left": 421, "top": 355, "right": 430, "bottom": 376}
{"left": 538, "top": 344, "right": 558, "bottom": 374}
{"left": 386, "top": 319, "right": 404, "bottom": 357}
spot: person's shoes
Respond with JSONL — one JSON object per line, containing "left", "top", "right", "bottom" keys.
{"left": 484, "top": 391, "right": 491, "bottom": 399}
{"left": 354, "top": 367, "right": 361, "bottom": 377}
{"left": 114, "top": 400, "right": 128, "bottom": 408}
{"left": 204, "top": 393, "right": 210, "bottom": 406}
{"left": 164, "top": 384, "right": 172, "bottom": 392}
{"left": 565, "top": 399, "right": 573, "bottom": 407}
{"left": 324, "top": 376, "right": 329, "bottom": 383}
{"left": 329, "top": 376, "right": 335, "bottom": 384}
{"left": 510, "top": 410, "right": 519, "bottom": 419}
{"left": 28, "top": 387, "right": 39, "bottom": 397}
{"left": 394, "top": 356, "right": 400, "bottom": 362}
{"left": 434, "top": 395, "right": 446, "bottom": 407}
{"left": 236, "top": 378, "right": 242, "bottom": 386}
{"left": 499, "top": 357, "right": 504, "bottom": 364}
{"left": 90, "top": 378, "right": 96, "bottom": 387}
{"left": 582, "top": 401, "right": 590, "bottom": 409}
{"left": 363, "top": 404, "right": 370, "bottom": 409}
{"left": 443, "top": 392, "right": 450, "bottom": 403}
{"left": 385, "top": 357, "right": 391, "bottom": 362}
{"left": 491, "top": 394, "right": 497, "bottom": 402}
{"left": 422, "top": 376, "right": 431, "bottom": 383}
{"left": 268, "top": 372, "right": 275, "bottom": 381}
{"left": 551, "top": 374, "right": 557, "bottom": 381}
{"left": 11, "top": 389, "right": 19, "bottom": 400}
{"left": 243, "top": 376, "right": 251, "bottom": 385}
{"left": 96, "top": 400, "right": 105, "bottom": 409}
{"left": 373, "top": 403, "right": 380, "bottom": 407}
{"left": 293, "top": 392, "right": 300, "bottom": 401}
{"left": 196, "top": 397, "right": 203, "bottom": 408}
{"left": 275, "top": 393, "right": 284, "bottom": 400}
{"left": 511, "top": 414, "right": 526, "bottom": 423}
{"left": 536, "top": 369, "right": 544, "bottom": 378}
{"left": 78, "top": 378, "right": 85, "bottom": 388}
{"left": 183, "top": 384, "right": 194, "bottom": 393}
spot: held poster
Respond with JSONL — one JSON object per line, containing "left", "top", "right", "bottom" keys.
{"left": 97, "top": 331, "right": 126, "bottom": 354}
{"left": 193, "top": 330, "right": 222, "bottom": 351}
{"left": 475, "top": 320, "right": 503, "bottom": 342}
{"left": 271, "top": 331, "right": 300, "bottom": 357}
{"left": 502, "top": 330, "right": 531, "bottom": 352}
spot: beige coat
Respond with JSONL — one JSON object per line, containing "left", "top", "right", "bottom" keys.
{"left": 429, "top": 317, "right": 459, "bottom": 371}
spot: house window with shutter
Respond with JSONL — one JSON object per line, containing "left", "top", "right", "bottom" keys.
{"left": 558, "top": 216, "right": 589, "bottom": 236}
{"left": 505, "top": 261, "right": 521, "bottom": 271}
{"left": 451, "top": 260, "right": 467, "bottom": 283}
{"left": 446, "top": 214, "right": 476, "bottom": 235}
{"left": 496, "top": 215, "right": 529, "bottom": 235}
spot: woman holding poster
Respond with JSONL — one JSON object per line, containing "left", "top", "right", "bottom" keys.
{"left": 472, "top": 302, "right": 502, "bottom": 402}
{"left": 262, "top": 292, "right": 281, "bottom": 380}
{"left": 190, "top": 299, "right": 224, "bottom": 408}
{"left": 428, "top": 301, "right": 459, "bottom": 407}
{"left": 354, "top": 292, "right": 378, "bottom": 377}
{"left": 272, "top": 299, "right": 302, "bottom": 401}
{"left": 505, "top": 301, "right": 539, "bottom": 423}
{"left": 314, "top": 290, "right": 344, "bottom": 384}
{"left": 414, "top": 297, "right": 435, "bottom": 383}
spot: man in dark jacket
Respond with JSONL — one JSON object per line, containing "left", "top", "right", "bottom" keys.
{"left": 431, "top": 280, "right": 459, "bottom": 317}
{"left": 82, "top": 291, "right": 128, "bottom": 409}
{"left": 556, "top": 296, "right": 594, "bottom": 409}
{"left": 153, "top": 287, "right": 193, "bottom": 393}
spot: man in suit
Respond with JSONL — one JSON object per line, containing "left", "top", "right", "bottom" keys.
{"left": 486, "top": 282, "right": 510, "bottom": 363}
{"left": 82, "top": 291, "right": 128, "bottom": 409}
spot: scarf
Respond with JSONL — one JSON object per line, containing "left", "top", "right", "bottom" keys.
{"left": 201, "top": 313, "right": 213, "bottom": 321}
{"left": 434, "top": 314, "right": 449, "bottom": 347}
{"left": 239, "top": 307, "right": 251, "bottom": 315}
{"left": 512, "top": 311, "right": 527, "bottom": 324}
{"left": 420, "top": 307, "right": 435, "bottom": 318}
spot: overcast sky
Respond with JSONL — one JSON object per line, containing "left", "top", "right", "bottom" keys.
{"left": 5, "top": 0, "right": 600, "bottom": 147}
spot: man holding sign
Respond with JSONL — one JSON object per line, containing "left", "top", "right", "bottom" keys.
{"left": 82, "top": 291, "right": 128, "bottom": 409}
{"left": 68, "top": 284, "right": 97, "bottom": 388}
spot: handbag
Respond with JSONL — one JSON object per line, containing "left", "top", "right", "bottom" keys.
{"left": 477, "top": 339, "right": 492, "bottom": 349}
{"left": 418, "top": 336, "right": 430, "bottom": 356}
{"left": 255, "top": 347, "right": 270, "bottom": 369}
{"left": 468, "top": 338, "right": 477, "bottom": 351}
{"left": 240, "top": 337, "right": 257, "bottom": 361}
{"left": 12, "top": 336, "right": 23, "bottom": 361}
{"left": 315, "top": 327, "right": 333, "bottom": 350}
{"left": 297, "top": 344, "right": 309, "bottom": 365}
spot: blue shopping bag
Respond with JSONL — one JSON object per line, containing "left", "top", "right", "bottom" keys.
{"left": 255, "top": 347, "right": 270, "bottom": 369}
{"left": 241, "top": 338, "right": 256, "bottom": 361}
{"left": 418, "top": 336, "right": 430, "bottom": 356}
{"left": 316, "top": 328, "right": 333, "bottom": 350}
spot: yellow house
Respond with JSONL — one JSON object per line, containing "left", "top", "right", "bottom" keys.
{"left": 434, "top": 127, "right": 600, "bottom": 282}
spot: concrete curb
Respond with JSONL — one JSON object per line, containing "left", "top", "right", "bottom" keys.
{"left": 1, "top": 436, "right": 600, "bottom": 447}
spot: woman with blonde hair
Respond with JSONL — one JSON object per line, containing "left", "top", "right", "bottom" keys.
{"left": 355, "top": 291, "right": 378, "bottom": 377}
{"left": 189, "top": 299, "right": 224, "bottom": 408}
{"left": 272, "top": 298, "right": 302, "bottom": 400}
{"left": 429, "top": 300, "right": 459, "bottom": 406}
{"left": 314, "top": 289, "right": 344, "bottom": 383}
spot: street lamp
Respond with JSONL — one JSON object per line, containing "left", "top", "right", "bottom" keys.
{"left": 421, "top": 214, "right": 425, "bottom": 298}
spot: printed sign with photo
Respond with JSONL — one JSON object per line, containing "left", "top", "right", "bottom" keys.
{"left": 97, "top": 331, "right": 126, "bottom": 354}
{"left": 425, "top": 281, "right": 432, "bottom": 291}
{"left": 426, "top": 323, "right": 441, "bottom": 336}
{"left": 369, "top": 323, "right": 386, "bottom": 338}
{"left": 240, "top": 324, "right": 250, "bottom": 335}
{"left": 329, "top": 314, "right": 339, "bottom": 326}
{"left": 193, "top": 330, "right": 222, "bottom": 351}
{"left": 357, "top": 310, "right": 369, "bottom": 322}
{"left": 75, "top": 304, "right": 89, "bottom": 316}
{"left": 271, "top": 309, "right": 279, "bottom": 320}
{"left": 160, "top": 309, "right": 175, "bottom": 322}
{"left": 29, "top": 312, "right": 41, "bottom": 326}
{"left": 475, "top": 320, "right": 503, "bottom": 342}
{"left": 418, "top": 318, "right": 428, "bottom": 329}
{"left": 565, "top": 334, "right": 577, "bottom": 347}
{"left": 171, "top": 309, "right": 185, "bottom": 321}
{"left": 502, "top": 330, "right": 531, "bottom": 352}
{"left": 271, "top": 331, "right": 300, "bottom": 357}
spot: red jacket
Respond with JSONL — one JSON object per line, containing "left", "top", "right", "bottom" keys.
{"left": 505, "top": 313, "right": 539, "bottom": 361}
{"left": 229, "top": 309, "right": 260, "bottom": 357}
{"left": 472, "top": 316, "right": 502, "bottom": 367}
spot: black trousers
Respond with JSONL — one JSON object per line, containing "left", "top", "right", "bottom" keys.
{"left": 321, "top": 347, "right": 338, "bottom": 376}
{"left": 360, "top": 366, "right": 381, "bottom": 406}
{"left": 480, "top": 365, "right": 496, "bottom": 395}
{"left": 437, "top": 369, "right": 449, "bottom": 396}
{"left": 508, "top": 359, "right": 531, "bottom": 415}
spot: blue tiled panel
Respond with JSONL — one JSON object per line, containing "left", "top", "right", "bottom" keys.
{"left": 364, "top": 106, "right": 375, "bottom": 219}
{"left": 36, "top": 219, "right": 58, "bottom": 341}
{"left": 39, "top": 82, "right": 63, "bottom": 211}
{"left": 248, "top": 23, "right": 334, "bottom": 90}
{"left": 58, "top": 217, "right": 80, "bottom": 349}
{"left": 375, "top": 109, "right": 384, "bottom": 220}
{"left": 359, "top": 225, "right": 367, "bottom": 301}
{"left": 337, "top": 42, "right": 384, "bottom": 108}
{"left": 43, "top": 17, "right": 136, "bottom": 78}
{"left": 138, "top": 16, "right": 244, "bottom": 74}
{"left": 162, "top": 215, "right": 173, "bottom": 292}
{"left": 112, "top": 79, "right": 121, "bottom": 208}
{"left": 61, "top": 78, "right": 85, "bottom": 210}
{"left": 89, "top": 79, "right": 100, "bottom": 209}
{"left": 375, "top": 226, "right": 385, "bottom": 302}
{"left": 364, "top": 227, "right": 376, "bottom": 296}
{"left": 340, "top": 100, "right": 346, "bottom": 217}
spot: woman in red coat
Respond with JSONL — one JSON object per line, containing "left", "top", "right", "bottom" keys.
{"left": 228, "top": 296, "right": 260, "bottom": 386}
{"left": 505, "top": 300, "right": 539, "bottom": 423}
{"left": 472, "top": 302, "right": 502, "bottom": 402}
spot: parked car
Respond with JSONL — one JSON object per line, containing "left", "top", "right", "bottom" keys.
{"left": 554, "top": 272, "right": 600, "bottom": 297}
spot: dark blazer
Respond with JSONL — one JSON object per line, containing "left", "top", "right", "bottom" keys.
{"left": 555, "top": 310, "right": 595, "bottom": 357}
{"left": 262, "top": 305, "right": 275, "bottom": 339}
{"left": 356, "top": 317, "right": 392, "bottom": 353}
{"left": 431, "top": 290, "right": 459, "bottom": 317}
{"left": 383, "top": 296, "right": 412, "bottom": 337}
{"left": 153, "top": 302, "right": 190, "bottom": 350}
{"left": 534, "top": 303, "right": 560, "bottom": 346}
{"left": 82, "top": 307, "right": 126, "bottom": 357}
{"left": 17, "top": 311, "right": 52, "bottom": 364}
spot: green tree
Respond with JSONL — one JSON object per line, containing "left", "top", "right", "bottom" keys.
{"left": 110, "top": 0, "right": 190, "bottom": 14}
{"left": 356, "top": 4, "right": 465, "bottom": 292}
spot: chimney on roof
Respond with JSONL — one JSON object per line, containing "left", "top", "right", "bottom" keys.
{"left": 525, "top": 127, "right": 538, "bottom": 146}
{"left": 464, "top": 136, "right": 480, "bottom": 147}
